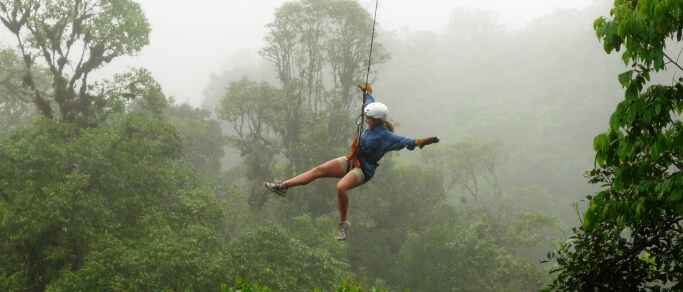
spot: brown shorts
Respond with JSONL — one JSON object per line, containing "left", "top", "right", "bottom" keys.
{"left": 337, "top": 157, "right": 366, "bottom": 186}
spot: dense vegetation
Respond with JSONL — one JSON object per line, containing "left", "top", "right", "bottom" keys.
{"left": 3, "top": 0, "right": 671, "bottom": 291}
{"left": 546, "top": 0, "right": 683, "bottom": 290}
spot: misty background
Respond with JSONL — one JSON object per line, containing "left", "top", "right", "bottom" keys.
{"left": 2, "top": 0, "right": 662, "bottom": 290}
{"left": 82, "top": 0, "right": 632, "bottom": 253}
{"left": 97, "top": 1, "right": 624, "bottom": 216}
{"left": 99, "top": 0, "right": 598, "bottom": 107}
{"left": 125, "top": 0, "right": 623, "bottom": 227}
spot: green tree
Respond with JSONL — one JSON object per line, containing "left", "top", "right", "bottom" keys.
{"left": 378, "top": 2, "right": 623, "bottom": 229}
{"left": 397, "top": 204, "right": 547, "bottom": 292}
{"left": 423, "top": 139, "right": 505, "bottom": 202}
{"left": 547, "top": 0, "right": 683, "bottom": 290}
{"left": 421, "top": 139, "right": 560, "bottom": 253}
{"left": 259, "top": 0, "right": 390, "bottom": 175}
{"left": 217, "top": 77, "right": 282, "bottom": 206}
{"left": 0, "top": 97, "right": 34, "bottom": 137}
{"left": 0, "top": 0, "right": 153, "bottom": 127}
{"left": 219, "top": 0, "right": 390, "bottom": 214}
{"left": 224, "top": 219, "right": 353, "bottom": 292}
{"left": 345, "top": 157, "right": 446, "bottom": 286}
{"left": 347, "top": 147, "right": 552, "bottom": 291}
{"left": 165, "top": 98, "right": 227, "bottom": 179}
{"left": 221, "top": 277, "right": 274, "bottom": 292}
{"left": 0, "top": 47, "right": 41, "bottom": 136}
{"left": 0, "top": 115, "right": 228, "bottom": 291}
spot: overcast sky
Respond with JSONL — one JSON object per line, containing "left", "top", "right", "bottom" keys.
{"left": 101, "top": 0, "right": 598, "bottom": 107}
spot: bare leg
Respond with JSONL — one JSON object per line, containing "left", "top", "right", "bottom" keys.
{"left": 284, "top": 158, "right": 345, "bottom": 188}
{"left": 336, "top": 171, "right": 360, "bottom": 222}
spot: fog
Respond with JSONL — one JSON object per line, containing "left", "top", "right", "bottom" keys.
{"left": 4, "top": 0, "right": 672, "bottom": 290}
{"left": 194, "top": 0, "right": 625, "bottom": 225}
{"left": 97, "top": 0, "right": 632, "bottom": 228}
{"left": 101, "top": 0, "right": 597, "bottom": 107}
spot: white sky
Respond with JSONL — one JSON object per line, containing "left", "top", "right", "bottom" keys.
{"left": 101, "top": 0, "right": 597, "bottom": 106}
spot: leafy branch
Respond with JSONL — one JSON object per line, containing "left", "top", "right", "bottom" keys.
{"left": 583, "top": 216, "right": 682, "bottom": 290}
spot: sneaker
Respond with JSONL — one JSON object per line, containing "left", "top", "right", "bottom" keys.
{"left": 337, "top": 221, "right": 350, "bottom": 241}
{"left": 265, "top": 180, "right": 287, "bottom": 197}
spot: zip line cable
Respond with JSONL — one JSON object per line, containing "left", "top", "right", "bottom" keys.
{"left": 365, "top": 0, "right": 379, "bottom": 87}
{"left": 355, "top": 0, "right": 379, "bottom": 146}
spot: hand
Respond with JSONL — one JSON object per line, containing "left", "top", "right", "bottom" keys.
{"left": 357, "top": 82, "right": 372, "bottom": 94}
{"left": 415, "top": 137, "right": 439, "bottom": 149}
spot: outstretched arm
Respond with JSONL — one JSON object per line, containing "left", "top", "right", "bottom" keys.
{"left": 415, "top": 137, "right": 440, "bottom": 149}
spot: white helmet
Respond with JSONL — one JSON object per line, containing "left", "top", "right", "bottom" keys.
{"left": 364, "top": 102, "right": 388, "bottom": 121}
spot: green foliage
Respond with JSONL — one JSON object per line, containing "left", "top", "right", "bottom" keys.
{"left": 0, "top": 47, "right": 37, "bottom": 102}
{"left": 0, "top": 0, "right": 151, "bottom": 125}
{"left": 165, "top": 99, "right": 227, "bottom": 178}
{"left": 374, "top": 4, "right": 620, "bottom": 232}
{"left": 0, "top": 115, "right": 227, "bottom": 290}
{"left": 462, "top": 191, "right": 560, "bottom": 253}
{"left": 346, "top": 158, "right": 445, "bottom": 281}
{"left": 47, "top": 224, "right": 226, "bottom": 291}
{"left": 587, "top": 84, "right": 683, "bottom": 230}
{"left": 289, "top": 214, "right": 349, "bottom": 260}
{"left": 216, "top": 0, "right": 391, "bottom": 212}
{"left": 221, "top": 277, "right": 273, "bottom": 292}
{"left": 0, "top": 48, "right": 42, "bottom": 136}
{"left": 547, "top": 0, "right": 683, "bottom": 290}
{"left": 397, "top": 206, "right": 548, "bottom": 292}
{"left": 422, "top": 139, "right": 504, "bottom": 202}
{"left": 258, "top": 0, "right": 390, "bottom": 176}
{"left": 104, "top": 67, "right": 169, "bottom": 115}
{"left": 0, "top": 97, "right": 35, "bottom": 137}
{"left": 336, "top": 280, "right": 401, "bottom": 292}
{"left": 0, "top": 0, "right": 607, "bottom": 291}
{"left": 216, "top": 78, "right": 284, "bottom": 206}
{"left": 594, "top": 0, "right": 683, "bottom": 69}
{"left": 206, "top": 2, "right": 596, "bottom": 291}
{"left": 217, "top": 78, "right": 281, "bottom": 181}
{"left": 218, "top": 277, "right": 399, "bottom": 292}
{"left": 545, "top": 222, "right": 682, "bottom": 291}
{"left": 339, "top": 155, "right": 552, "bottom": 291}
{"left": 225, "top": 220, "right": 353, "bottom": 292}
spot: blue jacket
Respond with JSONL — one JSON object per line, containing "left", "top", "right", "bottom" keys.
{"left": 357, "top": 93, "right": 417, "bottom": 179}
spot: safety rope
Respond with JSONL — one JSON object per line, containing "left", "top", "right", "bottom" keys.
{"left": 365, "top": 0, "right": 379, "bottom": 88}
{"left": 355, "top": 0, "right": 379, "bottom": 147}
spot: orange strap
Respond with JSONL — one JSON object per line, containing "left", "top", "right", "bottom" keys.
{"left": 345, "top": 135, "right": 362, "bottom": 169}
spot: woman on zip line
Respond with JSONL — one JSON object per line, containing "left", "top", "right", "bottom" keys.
{"left": 265, "top": 83, "right": 440, "bottom": 240}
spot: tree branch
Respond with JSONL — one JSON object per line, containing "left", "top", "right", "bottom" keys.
{"left": 585, "top": 216, "right": 682, "bottom": 290}
{"left": 663, "top": 51, "right": 683, "bottom": 72}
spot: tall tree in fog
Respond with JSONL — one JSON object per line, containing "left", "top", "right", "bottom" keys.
{"left": 547, "top": 1, "right": 683, "bottom": 290}
{"left": 218, "top": 0, "right": 389, "bottom": 211}
{"left": 258, "top": 0, "right": 389, "bottom": 175}
{"left": 164, "top": 100, "right": 227, "bottom": 178}
{"left": 0, "top": 48, "right": 39, "bottom": 135}
{"left": 0, "top": 1, "right": 231, "bottom": 290}
{"left": 423, "top": 139, "right": 505, "bottom": 202}
{"left": 218, "top": 78, "right": 282, "bottom": 199}
{"left": 0, "top": 0, "right": 162, "bottom": 127}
